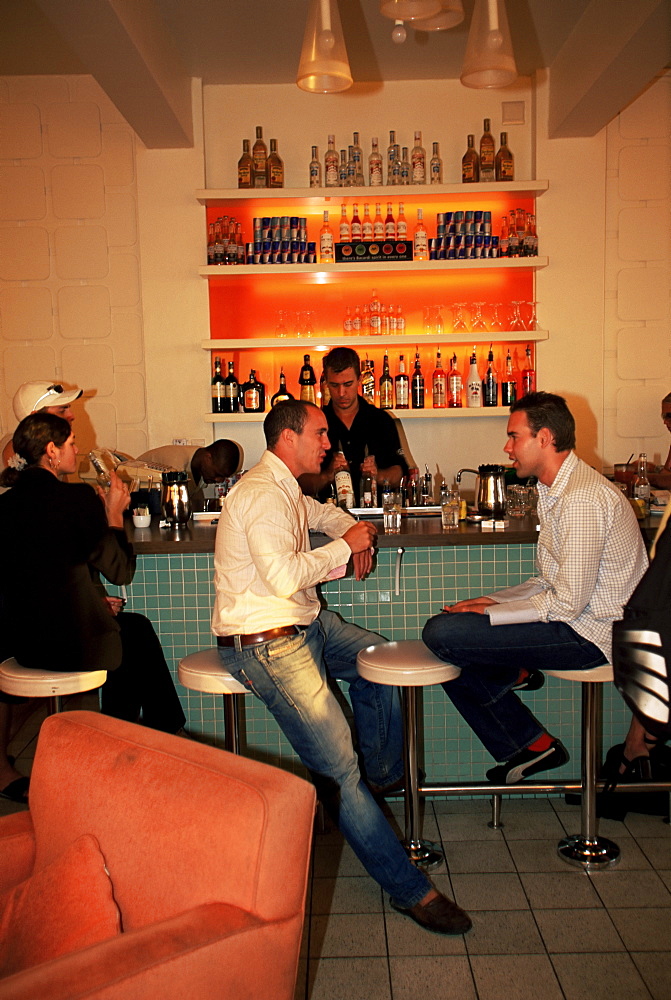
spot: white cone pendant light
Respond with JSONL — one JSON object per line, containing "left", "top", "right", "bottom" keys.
{"left": 297, "top": 0, "right": 353, "bottom": 94}
{"left": 461, "top": 0, "right": 517, "bottom": 89}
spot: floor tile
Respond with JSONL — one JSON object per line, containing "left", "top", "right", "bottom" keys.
{"left": 435, "top": 811, "right": 504, "bottom": 843}
{"left": 550, "top": 951, "right": 652, "bottom": 1000}
{"left": 636, "top": 837, "right": 671, "bottom": 870}
{"left": 470, "top": 954, "right": 563, "bottom": 1000}
{"left": 624, "top": 813, "right": 671, "bottom": 838}
{"left": 388, "top": 955, "right": 476, "bottom": 1000}
{"left": 384, "top": 909, "right": 467, "bottom": 956}
{"left": 534, "top": 907, "right": 625, "bottom": 953}
{"left": 464, "top": 908, "right": 545, "bottom": 955}
{"left": 444, "top": 838, "right": 516, "bottom": 874}
{"left": 498, "top": 809, "right": 568, "bottom": 841}
{"left": 309, "top": 912, "right": 387, "bottom": 957}
{"left": 658, "top": 870, "right": 671, "bottom": 892}
{"left": 519, "top": 871, "right": 602, "bottom": 909}
{"left": 630, "top": 952, "right": 671, "bottom": 1000}
{"left": 311, "top": 875, "right": 383, "bottom": 914}
{"left": 449, "top": 872, "right": 529, "bottom": 911}
{"left": 308, "top": 956, "right": 391, "bottom": 1000}
{"left": 431, "top": 797, "right": 493, "bottom": 815}
{"left": 312, "top": 841, "right": 368, "bottom": 878}
{"left": 608, "top": 906, "right": 671, "bottom": 952}
{"left": 508, "top": 838, "right": 584, "bottom": 873}
{"left": 589, "top": 868, "right": 671, "bottom": 908}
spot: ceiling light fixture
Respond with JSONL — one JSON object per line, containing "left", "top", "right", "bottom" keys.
{"left": 413, "top": 0, "right": 464, "bottom": 32}
{"left": 379, "top": 0, "right": 441, "bottom": 22}
{"left": 297, "top": 0, "right": 353, "bottom": 94}
{"left": 460, "top": 0, "right": 517, "bottom": 89}
{"left": 391, "top": 19, "right": 407, "bottom": 43}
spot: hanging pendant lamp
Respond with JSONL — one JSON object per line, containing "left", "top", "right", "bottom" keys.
{"left": 460, "top": 0, "right": 517, "bottom": 89}
{"left": 297, "top": 0, "right": 353, "bottom": 94}
{"left": 379, "top": 0, "right": 441, "bottom": 22}
{"left": 413, "top": 0, "right": 464, "bottom": 32}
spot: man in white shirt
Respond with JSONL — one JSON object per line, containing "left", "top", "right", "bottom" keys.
{"left": 423, "top": 392, "right": 648, "bottom": 783}
{"left": 212, "top": 400, "right": 471, "bottom": 936}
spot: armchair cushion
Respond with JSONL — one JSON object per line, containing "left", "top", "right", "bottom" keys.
{"left": 0, "top": 833, "right": 121, "bottom": 977}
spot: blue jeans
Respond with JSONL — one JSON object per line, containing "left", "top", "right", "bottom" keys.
{"left": 422, "top": 613, "right": 607, "bottom": 762}
{"left": 217, "top": 609, "right": 431, "bottom": 907}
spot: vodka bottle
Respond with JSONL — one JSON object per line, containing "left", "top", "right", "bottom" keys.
{"left": 400, "top": 146, "right": 411, "bottom": 185}
{"left": 319, "top": 211, "right": 334, "bottom": 263}
{"left": 413, "top": 208, "right": 429, "bottom": 260}
{"left": 429, "top": 142, "right": 443, "bottom": 184}
{"left": 411, "top": 351, "right": 425, "bottom": 409}
{"left": 633, "top": 453, "right": 651, "bottom": 515}
{"left": 462, "top": 134, "right": 479, "bottom": 183}
{"left": 362, "top": 203, "right": 374, "bottom": 241}
{"left": 522, "top": 345, "right": 536, "bottom": 395}
{"left": 211, "top": 356, "right": 225, "bottom": 413}
{"left": 339, "top": 204, "right": 351, "bottom": 242}
{"left": 432, "top": 349, "right": 447, "bottom": 408}
{"left": 352, "top": 305, "right": 362, "bottom": 332}
{"left": 373, "top": 203, "right": 385, "bottom": 240}
{"left": 346, "top": 145, "right": 356, "bottom": 187}
{"left": 479, "top": 118, "right": 495, "bottom": 182}
{"left": 369, "top": 137, "right": 383, "bottom": 186}
{"left": 223, "top": 360, "right": 239, "bottom": 413}
{"left": 387, "top": 130, "right": 399, "bottom": 185}
{"left": 343, "top": 305, "right": 353, "bottom": 334}
{"left": 495, "top": 131, "right": 514, "bottom": 181}
{"left": 395, "top": 355, "right": 409, "bottom": 409}
{"left": 501, "top": 349, "right": 517, "bottom": 406}
{"left": 299, "top": 355, "right": 317, "bottom": 404}
{"left": 396, "top": 202, "right": 408, "bottom": 239}
{"left": 352, "top": 132, "right": 365, "bottom": 186}
{"left": 411, "top": 131, "right": 426, "bottom": 184}
{"left": 270, "top": 368, "right": 294, "bottom": 406}
{"left": 482, "top": 345, "right": 498, "bottom": 407}
{"left": 466, "top": 348, "right": 482, "bottom": 407}
{"left": 369, "top": 289, "right": 381, "bottom": 335}
{"left": 237, "top": 139, "right": 253, "bottom": 189}
{"left": 350, "top": 203, "right": 362, "bottom": 240}
{"left": 338, "top": 149, "right": 348, "bottom": 186}
{"left": 384, "top": 202, "right": 396, "bottom": 238}
{"left": 252, "top": 125, "right": 267, "bottom": 188}
{"left": 309, "top": 145, "right": 322, "bottom": 188}
{"left": 325, "top": 134, "right": 339, "bottom": 187}
{"left": 379, "top": 354, "right": 394, "bottom": 409}
{"left": 448, "top": 353, "right": 463, "bottom": 408}
{"left": 266, "top": 139, "right": 283, "bottom": 188}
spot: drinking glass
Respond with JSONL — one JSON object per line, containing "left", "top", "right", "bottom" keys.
{"left": 441, "top": 489, "right": 460, "bottom": 530}
{"left": 524, "top": 301, "right": 538, "bottom": 330}
{"left": 451, "top": 302, "right": 468, "bottom": 332}
{"left": 489, "top": 302, "right": 504, "bottom": 331}
{"left": 275, "top": 310, "right": 288, "bottom": 338}
{"left": 505, "top": 485, "right": 532, "bottom": 518}
{"left": 470, "top": 301, "right": 487, "bottom": 332}
{"left": 509, "top": 301, "right": 524, "bottom": 331}
{"left": 383, "top": 492, "right": 402, "bottom": 533}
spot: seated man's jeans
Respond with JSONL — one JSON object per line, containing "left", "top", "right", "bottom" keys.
{"left": 422, "top": 613, "right": 607, "bottom": 763}
{"left": 217, "top": 609, "right": 430, "bottom": 908}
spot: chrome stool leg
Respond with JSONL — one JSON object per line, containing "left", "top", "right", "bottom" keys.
{"left": 402, "top": 686, "right": 443, "bottom": 871}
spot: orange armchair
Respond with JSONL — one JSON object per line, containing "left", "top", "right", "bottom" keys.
{"left": 0, "top": 711, "right": 316, "bottom": 999}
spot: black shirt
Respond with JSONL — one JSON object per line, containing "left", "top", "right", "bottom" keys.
{"left": 319, "top": 396, "right": 409, "bottom": 503}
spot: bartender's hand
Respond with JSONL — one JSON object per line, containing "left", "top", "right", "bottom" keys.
{"left": 361, "top": 454, "right": 378, "bottom": 478}
{"left": 343, "top": 519, "right": 377, "bottom": 554}
{"left": 441, "top": 596, "right": 496, "bottom": 615}
{"left": 352, "top": 548, "right": 374, "bottom": 581}
{"left": 100, "top": 469, "right": 130, "bottom": 528}
{"left": 332, "top": 451, "right": 350, "bottom": 474}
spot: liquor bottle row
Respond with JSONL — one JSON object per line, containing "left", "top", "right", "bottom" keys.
{"left": 211, "top": 347, "right": 536, "bottom": 415}
{"left": 237, "top": 126, "right": 284, "bottom": 189}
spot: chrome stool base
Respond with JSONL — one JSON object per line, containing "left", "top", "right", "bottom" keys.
{"left": 405, "top": 839, "right": 444, "bottom": 871}
{"left": 557, "top": 834, "right": 620, "bottom": 870}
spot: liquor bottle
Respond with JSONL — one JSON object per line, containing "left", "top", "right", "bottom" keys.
{"left": 462, "top": 134, "right": 480, "bottom": 183}
{"left": 633, "top": 453, "right": 651, "bottom": 515}
{"left": 466, "top": 348, "right": 482, "bottom": 407}
{"left": 495, "top": 131, "right": 514, "bottom": 182}
{"left": 338, "top": 148, "right": 348, "bottom": 186}
{"left": 507, "top": 215, "right": 520, "bottom": 257}
{"left": 448, "top": 353, "right": 463, "bottom": 408}
{"left": 252, "top": 125, "right": 267, "bottom": 188}
{"left": 362, "top": 203, "right": 373, "bottom": 241}
{"left": 325, "top": 134, "right": 339, "bottom": 187}
{"left": 411, "top": 130, "right": 426, "bottom": 184}
{"left": 395, "top": 355, "right": 409, "bottom": 409}
{"left": 242, "top": 369, "right": 265, "bottom": 412}
{"left": 237, "top": 139, "right": 253, "bottom": 189}
{"left": 400, "top": 146, "right": 411, "bottom": 185}
{"left": 396, "top": 202, "right": 408, "bottom": 239}
{"left": 266, "top": 139, "right": 284, "bottom": 187}
{"left": 482, "top": 345, "right": 498, "bottom": 407}
{"left": 235, "top": 221, "right": 245, "bottom": 264}
{"left": 352, "top": 305, "right": 362, "bottom": 332}
{"left": 379, "top": 354, "right": 394, "bottom": 409}
{"left": 350, "top": 203, "right": 362, "bottom": 240}
{"left": 429, "top": 141, "right": 443, "bottom": 184}
{"left": 343, "top": 305, "right": 352, "bottom": 334}
{"left": 319, "top": 368, "right": 331, "bottom": 407}
{"left": 373, "top": 203, "right": 385, "bottom": 240}
{"left": 479, "top": 118, "right": 495, "bottom": 182}
{"left": 270, "top": 367, "right": 294, "bottom": 406}
{"left": 223, "top": 360, "right": 239, "bottom": 413}
{"left": 319, "top": 211, "right": 334, "bottom": 263}
{"left": 339, "top": 204, "right": 351, "bottom": 242}
{"left": 387, "top": 130, "right": 399, "bottom": 185}
{"left": 523, "top": 214, "right": 538, "bottom": 257}
{"left": 369, "top": 137, "right": 383, "bottom": 186}
{"left": 299, "top": 355, "right": 317, "bottom": 404}
{"left": 384, "top": 202, "right": 396, "bottom": 238}
{"left": 206, "top": 222, "right": 216, "bottom": 265}
{"left": 501, "top": 349, "right": 517, "bottom": 406}
{"left": 395, "top": 304, "right": 406, "bottom": 334}
{"left": 211, "top": 356, "right": 225, "bottom": 413}
{"left": 346, "top": 145, "right": 356, "bottom": 187}
{"left": 212, "top": 219, "right": 225, "bottom": 265}
{"left": 499, "top": 214, "right": 510, "bottom": 257}
{"left": 361, "top": 471, "right": 374, "bottom": 509}
{"left": 334, "top": 444, "right": 355, "bottom": 510}
{"left": 361, "top": 358, "right": 375, "bottom": 402}
{"left": 309, "top": 145, "right": 322, "bottom": 188}
{"left": 522, "top": 346, "right": 536, "bottom": 395}
{"left": 413, "top": 208, "right": 429, "bottom": 260}
{"left": 432, "top": 349, "right": 447, "bottom": 409}
{"left": 352, "top": 131, "right": 365, "bottom": 186}
{"left": 369, "top": 289, "right": 381, "bottom": 335}
{"left": 411, "top": 351, "right": 425, "bottom": 409}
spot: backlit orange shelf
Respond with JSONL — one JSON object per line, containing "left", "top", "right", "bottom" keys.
{"left": 205, "top": 406, "right": 514, "bottom": 423}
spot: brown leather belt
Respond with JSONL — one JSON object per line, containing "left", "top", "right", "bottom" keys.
{"left": 217, "top": 625, "right": 307, "bottom": 648}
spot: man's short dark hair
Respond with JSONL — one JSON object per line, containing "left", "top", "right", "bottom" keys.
{"left": 205, "top": 439, "right": 241, "bottom": 478}
{"left": 264, "top": 400, "right": 318, "bottom": 448}
{"left": 510, "top": 392, "right": 576, "bottom": 451}
{"left": 323, "top": 347, "right": 361, "bottom": 379}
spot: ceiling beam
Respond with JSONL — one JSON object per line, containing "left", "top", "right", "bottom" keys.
{"left": 548, "top": 0, "right": 671, "bottom": 138}
{"left": 33, "top": 0, "right": 193, "bottom": 148}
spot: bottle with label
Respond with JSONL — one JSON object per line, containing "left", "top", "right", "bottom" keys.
{"left": 343, "top": 305, "right": 353, "bottom": 333}
{"left": 206, "top": 222, "right": 216, "bottom": 265}
{"left": 462, "top": 134, "right": 480, "bottom": 183}
{"left": 350, "top": 203, "right": 362, "bottom": 240}
{"left": 429, "top": 142, "right": 443, "bottom": 184}
{"left": 334, "top": 444, "right": 355, "bottom": 510}
{"left": 373, "top": 203, "right": 385, "bottom": 240}
{"left": 633, "top": 453, "right": 651, "bottom": 515}
{"left": 387, "top": 130, "right": 399, "bottom": 185}
{"left": 479, "top": 118, "right": 495, "bottom": 182}
{"left": 252, "top": 126, "right": 267, "bottom": 188}
{"left": 411, "top": 351, "right": 425, "bottom": 409}
{"left": 413, "top": 208, "right": 429, "bottom": 260}
{"left": 270, "top": 367, "right": 294, "bottom": 407}
{"left": 395, "top": 304, "right": 406, "bottom": 334}
{"left": 212, "top": 219, "right": 224, "bottom": 265}
{"left": 522, "top": 345, "right": 536, "bottom": 395}
{"left": 346, "top": 145, "right": 356, "bottom": 187}
{"left": 396, "top": 202, "right": 408, "bottom": 239}
{"left": 338, "top": 148, "right": 348, "bottom": 186}
{"left": 266, "top": 139, "right": 284, "bottom": 188}
{"left": 482, "top": 345, "right": 498, "bottom": 407}
{"left": 309, "top": 145, "right": 322, "bottom": 188}
{"left": 501, "top": 349, "right": 517, "bottom": 406}
{"left": 379, "top": 354, "right": 394, "bottom": 409}
{"left": 361, "top": 358, "right": 376, "bottom": 402}
{"left": 299, "top": 355, "right": 317, "bottom": 404}
{"left": 495, "top": 131, "right": 514, "bottom": 181}
{"left": 384, "top": 202, "right": 396, "bottom": 238}
{"left": 369, "top": 289, "right": 381, "bottom": 334}
{"left": 361, "top": 471, "right": 374, "bottom": 509}
{"left": 211, "top": 356, "right": 225, "bottom": 413}
{"left": 432, "top": 349, "right": 447, "bottom": 408}
{"left": 395, "top": 355, "right": 409, "bottom": 409}
{"left": 223, "top": 360, "right": 239, "bottom": 413}
{"left": 411, "top": 130, "right": 426, "bottom": 184}
{"left": 339, "top": 204, "right": 351, "bottom": 242}
{"left": 369, "top": 137, "right": 383, "bottom": 186}
{"left": 466, "top": 348, "right": 482, "bottom": 407}
{"left": 448, "top": 353, "right": 463, "bottom": 408}
{"left": 352, "top": 305, "right": 362, "bottom": 332}
{"left": 400, "top": 147, "right": 411, "bottom": 185}
{"left": 362, "top": 204, "right": 373, "bottom": 241}
{"left": 499, "top": 214, "right": 510, "bottom": 257}
{"left": 523, "top": 213, "right": 538, "bottom": 257}
{"left": 319, "top": 211, "right": 334, "bottom": 263}
{"left": 352, "top": 131, "right": 364, "bottom": 186}
{"left": 421, "top": 465, "right": 433, "bottom": 506}
{"left": 325, "top": 134, "right": 339, "bottom": 187}
{"left": 242, "top": 369, "right": 265, "bottom": 412}
{"left": 319, "top": 368, "right": 331, "bottom": 408}
{"left": 237, "top": 139, "right": 253, "bottom": 189}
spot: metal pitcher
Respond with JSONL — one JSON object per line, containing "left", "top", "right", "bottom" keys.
{"left": 456, "top": 465, "right": 507, "bottom": 517}
{"left": 161, "top": 471, "right": 192, "bottom": 525}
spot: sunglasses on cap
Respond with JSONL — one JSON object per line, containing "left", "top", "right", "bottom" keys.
{"left": 32, "top": 384, "right": 64, "bottom": 410}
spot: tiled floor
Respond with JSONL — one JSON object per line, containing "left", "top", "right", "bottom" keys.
{"left": 4, "top": 704, "right": 670, "bottom": 1000}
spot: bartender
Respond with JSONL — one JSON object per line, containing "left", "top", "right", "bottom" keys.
{"left": 299, "top": 347, "right": 408, "bottom": 504}
{"left": 136, "top": 439, "right": 242, "bottom": 503}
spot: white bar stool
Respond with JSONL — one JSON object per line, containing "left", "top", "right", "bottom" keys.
{"left": 357, "top": 640, "right": 460, "bottom": 871}
{"left": 544, "top": 664, "right": 619, "bottom": 870}
{"left": 0, "top": 657, "right": 107, "bottom": 715}
{"left": 178, "top": 648, "right": 251, "bottom": 754}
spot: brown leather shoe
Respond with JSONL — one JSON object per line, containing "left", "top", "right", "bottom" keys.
{"left": 390, "top": 891, "right": 472, "bottom": 935}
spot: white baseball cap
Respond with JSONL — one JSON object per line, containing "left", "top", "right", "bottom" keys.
{"left": 13, "top": 381, "right": 83, "bottom": 421}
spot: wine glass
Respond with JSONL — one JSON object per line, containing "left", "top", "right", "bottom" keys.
{"left": 509, "top": 301, "right": 524, "bottom": 331}
{"left": 489, "top": 302, "right": 504, "bottom": 331}
{"left": 524, "top": 301, "right": 538, "bottom": 331}
{"left": 470, "top": 301, "right": 487, "bottom": 332}
{"left": 451, "top": 302, "right": 468, "bottom": 332}
{"left": 275, "top": 310, "right": 288, "bottom": 338}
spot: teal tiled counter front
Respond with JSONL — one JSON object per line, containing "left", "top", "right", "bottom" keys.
{"left": 124, "top": 540, "right": 634, "bottom": 786}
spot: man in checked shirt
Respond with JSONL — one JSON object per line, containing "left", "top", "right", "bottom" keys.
{"left": 423, "top": 392, "right": 649, "bottom": 784}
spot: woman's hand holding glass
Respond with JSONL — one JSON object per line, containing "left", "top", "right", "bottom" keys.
{"left": 101, "top": 469, "right": 130, "bottom": 527}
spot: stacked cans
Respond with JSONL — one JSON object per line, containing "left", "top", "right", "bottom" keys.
{"left": 250, "top": 216, "right": 316, "bottom": 265}
{"left": 429, "top": 210, "right": 498, "bottom": 261}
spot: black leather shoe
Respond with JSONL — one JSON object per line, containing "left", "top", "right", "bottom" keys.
{"left": 390, "top": 891, "right": 472, "bottom": 935}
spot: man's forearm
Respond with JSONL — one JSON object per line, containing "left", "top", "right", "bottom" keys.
{"left": 377, "top": 464, "right": 404, "bottom": 488}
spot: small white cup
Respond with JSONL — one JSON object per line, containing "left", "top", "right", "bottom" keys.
{"left": 132, "top": 512, "right": 152, "bottom": 528}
